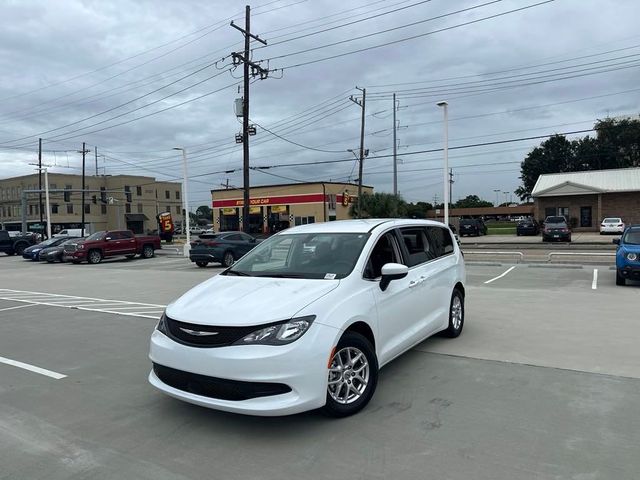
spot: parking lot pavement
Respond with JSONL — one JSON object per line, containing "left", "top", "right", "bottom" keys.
{"left": 1, "top": 256, "right": 639, "bottom": 479}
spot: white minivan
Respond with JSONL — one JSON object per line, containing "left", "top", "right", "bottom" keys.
{"left": 149, "top": 219, "right": 466, "bottom": 417}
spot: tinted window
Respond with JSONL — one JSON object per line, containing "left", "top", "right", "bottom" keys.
{"left": 240, "top": 233, "right": 254, "bottom": 242}
{"left": 364, "top": 233, "right": 401, "bottom": 279}
{"left": 545, "top": 216, "right": 566, "bottom": 224}
{"left": 225, "top": 234, "right": 243, "bottom": 241}
{"left": 427, "top": 227, "right": 454, "bottom": 257}
{"left": 86, "top": 231, "right": 105, "bottom": 241}
{"left": 398, "top": 227, "right": 432, "bottom": 267}
{"left": 120, "top": 231, "right": 134, "bottom": 239}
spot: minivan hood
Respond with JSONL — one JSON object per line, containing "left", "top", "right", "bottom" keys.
{"left": 165, "top": 275, "right": 339, "bottom": 327}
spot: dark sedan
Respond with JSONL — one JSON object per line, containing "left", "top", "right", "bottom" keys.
{"left": 22, "top": 236, "right": 73, "bottom": 261}
{"left": 542, "top": 216, "right": 571, "bottom": 242}
{"left": 189, "top": 231, "right": 259, "bottom": 268}
{"left": 459, "top": 218, "right": 487, "bottom": 236}
{"left": 40, "top": 238, "right": 83, "bottom": 263}
{"left": 516, "top": 219, "right": 540, "bottom": 236}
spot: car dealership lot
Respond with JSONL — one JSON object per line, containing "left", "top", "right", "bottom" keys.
{"left": 1, "top": 255, "right": 639, "bottom": 479}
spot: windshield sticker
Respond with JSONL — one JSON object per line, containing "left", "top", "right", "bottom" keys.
{"left": 324, "top": 273, "right": 337, "bottom": 280}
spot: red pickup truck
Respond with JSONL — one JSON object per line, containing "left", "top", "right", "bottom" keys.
{"left": 63, "top": 230, "right": 161, "bottom": 264}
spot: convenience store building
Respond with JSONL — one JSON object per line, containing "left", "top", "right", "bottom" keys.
{"left": 212, "top": 182, "right": 373, "bottom": 233}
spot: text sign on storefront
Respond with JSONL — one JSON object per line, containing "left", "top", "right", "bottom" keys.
{"left": 249, "top": 206, "right": 261, "bottom": 214}
{"left": 270, "top": 205, "right": 287, "bottom": 213}
{"left": 222, "top": 208, "right": 236, "bottom": 215}
{"left": 213, "top": 193, "right": 325, "bottom": 208}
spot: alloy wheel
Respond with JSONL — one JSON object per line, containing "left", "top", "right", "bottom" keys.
{"left": 451, "top": 295, "right": 463, "bottom": 330}
{"left": 327, "top": 347, "right": 370, "bottom": 405}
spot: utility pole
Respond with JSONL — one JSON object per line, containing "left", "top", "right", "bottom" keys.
{"left": 349, "top": 87, "right": 366, "bottom": 217}
{"left": 393, "top": 93, "right": 397, "bottom": 196}
{"left": 449, "top": 168, "right": 454, "bottom": 209}
{"left": 38, "top": 138, "right": 43, "bottom": 226}
{"left": 231, "top": 5, "right": 268, "bottom": 234}
{"left": 80, "top": 142, "right": 89, "bottom": 237}
{"left": 94, "top": 146, "right": 98, "bottom": 176}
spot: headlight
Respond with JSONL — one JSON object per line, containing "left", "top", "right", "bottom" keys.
{"left": 156, "top": 312, "right": 169, "bottom": 334}
{"left": 627, "top": 252, "right": 638, "bottom": 261}
{"left": 234, "top": 315, "right": 316, "bottom": 345}
{"left": 78, "top": 244, "right": 85, "bottom": 249}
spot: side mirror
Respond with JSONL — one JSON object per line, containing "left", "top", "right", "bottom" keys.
{"left": 380, "top": 263, "right": 409, "bottom": 291}
{"left": 613, "top": 238, "right": 620, "bottom": 245}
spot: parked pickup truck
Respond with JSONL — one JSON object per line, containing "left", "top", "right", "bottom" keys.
{"left": 0, "top": 230, "right": 37, "bottom": 256}
{"left": 63, "top": 230, "right": 161, "bottom": 264}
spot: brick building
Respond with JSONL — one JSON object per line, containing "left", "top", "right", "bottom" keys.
{"left": 0, "top": 173, "right": 183, "bottom": 235}
{"left": 532, "top": 168, "right": 640, "bottom": 231}
{"left": 212, "top": 182, "right": 372, "bottom": 234}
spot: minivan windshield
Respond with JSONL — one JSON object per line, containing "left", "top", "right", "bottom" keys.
{"left": 226, "top": 232, "right": 370, "bottom": 279}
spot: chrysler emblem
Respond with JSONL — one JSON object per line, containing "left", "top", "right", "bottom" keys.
{"left": 179, "top": 327, "right": 219, "bottom": 337}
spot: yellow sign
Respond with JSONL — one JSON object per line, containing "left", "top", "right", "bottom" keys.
{"left": 342, "top": 192, "right": 350, "bottom": 207}
{"left": 271, "top": 205, "right": 287, "bottom": 213}
{"left": 222, "top": 208, "right": 236, "bottom": 215}
{"left": 249, "top": 206, "right": 261, "bottom": 214}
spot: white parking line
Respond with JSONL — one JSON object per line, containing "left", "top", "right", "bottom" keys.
{"left": 0, "top": 304, "right": 36, "bottom": 312}
{"left": 484, "top": 266, "right": 517, "bottom": 284}
{"left": 592, "top": 269, "right": 598, "bottom": 290}
{"left": 0, "top": 355, "right": 67, "bottom": 379}
{"left": 0, "top": 288, "right": 165, "bottom": 319}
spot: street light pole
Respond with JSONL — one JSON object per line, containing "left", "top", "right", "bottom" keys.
{"left": 437, "top": 101, "right": 449, "bottom": 226}
{"left": 493, "top": 189, "right": 501, "bottom": 207}
{"left": 174, "top": 147, "right": 190, "bottom": 257}
{"left": 44, "top": 168, "right": 51, "bottom": 239}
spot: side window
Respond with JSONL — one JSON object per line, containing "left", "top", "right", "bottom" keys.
{"left": 398, "top": 227, "right": 433, "bottom": 267}
{"left": 364, "top": 233, "right": 400, "bottom": 279}
{"left": 240, "top": 234, "right": 254, "bottom": 242}
{"left": 225, "top": 234, "right": 242, "bottom": 241}
{"left": 120, "top": 231, "right": 134, "bottom": 239}
{"left": 426, "top": 227, "right": 454, "bottom": 257}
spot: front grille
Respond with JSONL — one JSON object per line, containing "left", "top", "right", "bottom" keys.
{"left": 165, "top": 315, "right": 259, "bottom": 348}
{"left": 64, "top": 244, "right": 77, "bottom": 252}
{"left": 153, "top": 363, "right": 291, "bottom": 401}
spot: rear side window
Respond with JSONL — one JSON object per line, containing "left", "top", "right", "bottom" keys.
{"left": 225, "top": 234, "right": 242, "bottom": 241}
{"left": 398, "top": 227, "right": 433, "bottom": 267}
{"left": 426, "top": 227, "right": 454, "bottom": 257}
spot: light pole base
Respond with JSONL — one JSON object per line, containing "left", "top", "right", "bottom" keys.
{"left": 183, "top": 243, "right": 191, "bottom": 258}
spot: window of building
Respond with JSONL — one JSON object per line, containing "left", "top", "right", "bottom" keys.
{"left": 67, "top": 204, "right": 74, "bottom": 214}
{"left": 125, "top": 203, "right": 131, "bottom": 213}
{"left": 137, "top": 203, "right": 143, "bottom": 213}
{"left": 100, "top": 186, "right": 106, "bottom": 204}
{"left": 329, "top": 215, "right": 337, "bottom": 221}
{"left": 176, "top": 205, "right": 180, "bottom": 214}
{"left": 136, "top": 186, "right": 142, "bottom": 196}
{"left": 175, "top": 190, "right": 180, "bottom": 200}
{"left": 52, "top": 204, "right": 59, "bottom": 214}
{"left": 166, "top": 206, "right": 170, "bottom": 213}
{"left": 101, "top": 204, "right": 107, "bottom": 214}
{"left": 29, "top": 205, "right": 33, "bottom": 215}
{"left": 165, "top": 190, "right": 170, "bottom": 199}
{"left": 50, "top": 183, "right": 57, "bottom": 190}
{"left": 327, "top": 194, "right": 337, "bottom": 210}
{"left": 294, "top": 216, "right": 315, "bottom": 226}
{"left": 84, "top": 204, "right": 91, "bottom": 214}
{"left": 580, "top": 206, "right": 592, "bottom": 228}
{"left": 124, "top": 185, "right": 132, "bottom": 203}
{"left": 64, "top": 185, "right": 72, "bottom": 202}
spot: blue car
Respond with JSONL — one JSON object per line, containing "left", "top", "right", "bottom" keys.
{"left": 614, "top": 225, "right": 640, "bottom": 286}
{"left": 22, "top": 237, "right": 74, "bottom": 261}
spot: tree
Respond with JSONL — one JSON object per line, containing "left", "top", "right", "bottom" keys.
{"left": 196, "top": 205, "right": 212, "bottom": 220}
{"left": 453, "top": 195, "right": 494, "bottom": 208}
{"left": 405, "top": 201, "right": 433, "bottom": 218}
{"left": 350, "top": 192, "right": 407, "bottom": 218}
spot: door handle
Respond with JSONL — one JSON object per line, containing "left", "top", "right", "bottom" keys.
{"left": 409, "top": 280, "right": 419, "bottom": 288}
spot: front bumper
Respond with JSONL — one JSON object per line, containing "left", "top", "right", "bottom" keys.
{"left": 148, "top": 322, "right": 339, "bottom": 416}
{"left": 618, "top": 265, "right": 640, "bottom": 280}
{"left": 543, "top": 232, "right": 570, "bottom": 241}
{"left": 63, "top": 250, "right": 87, "bottom": 261}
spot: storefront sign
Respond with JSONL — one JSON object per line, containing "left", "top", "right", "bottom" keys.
{"left": 222, "top": 208, "right": 236, "bottom": 215}
{"left": 249, "top": 206, "right": 261, "bottom": 214}
{"left": 342, "top": 192, "right": 350, "bottom": 207}
{"left": 213, "top": 193, "right": 324, "bottom": 208}
{"left": 270, "top": 205, "right": 287, "bottom": 213}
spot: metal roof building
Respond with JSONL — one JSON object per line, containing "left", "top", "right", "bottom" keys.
{"left": 532, "top": 167, "right": 640, "bottom": 231}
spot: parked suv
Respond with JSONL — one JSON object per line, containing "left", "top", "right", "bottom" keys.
{"left": 614, "top": 226, "right": 640, "bottom": 285}
{"left": 0, "top": 230, "right": 36, "bottom": 256}
{"left": 189, "top": 231, "right": 259, "bottom": 268}
{"left": 542, "top": 216, "right": 571, "bottom": 242}
{"left": 459, "top": 218, "right": 487, "bottom": 236}
{"left": 516, "top": 218, "right": 540, "bottom": 236}
{"left": 150, "top": 219, "right": 466, "bottom": 417}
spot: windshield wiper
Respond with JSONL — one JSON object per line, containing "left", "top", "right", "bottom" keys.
{"left": 224, "top": 269, "right": 250, "bottom": 276}
{"left": 254, "top": 273, "right": 305, "bottom": 278}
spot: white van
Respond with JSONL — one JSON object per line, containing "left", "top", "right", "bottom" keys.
{"left": 53, "top": 229, "right": 84, "bottom": 238}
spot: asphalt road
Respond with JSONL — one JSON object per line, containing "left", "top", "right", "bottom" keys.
{"left": 1, "top": 254, "right": 638, "bottom": 479}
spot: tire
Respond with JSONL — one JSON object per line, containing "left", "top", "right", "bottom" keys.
{"left": 142, "top": 245, "right": 154, "bottom": 259}
{"left": 321, "top": 331, "right": 378, "bottom": 418}
{"left": 195, "top": 261, "right": 208, "bottom": 268}
{"left": 616, "top": 271, "right": 626, "bottom": 286}
{"left": 442, "top": 289, "right": 464, "bottom": 338}
{"left": 14, "top": 243, "right": 27, "bottom": 256}
{"left": 222, "top": 250, "right": 235, "bottom": 268}
{"left": 517, "top": 232, "right": 521, "bottom": 236}
{"left": 125, "top": 254, "right": 136, "bottom": 259}
{"left": 87, "top": 249, "right": 102, "bottom": 264}
{"left": 6, "top": 250, "right": 15, "bottom": 256}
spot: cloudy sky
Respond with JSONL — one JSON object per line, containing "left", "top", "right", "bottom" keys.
{"left": 1, "top": 0, "right": 639, "bottom": 209}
